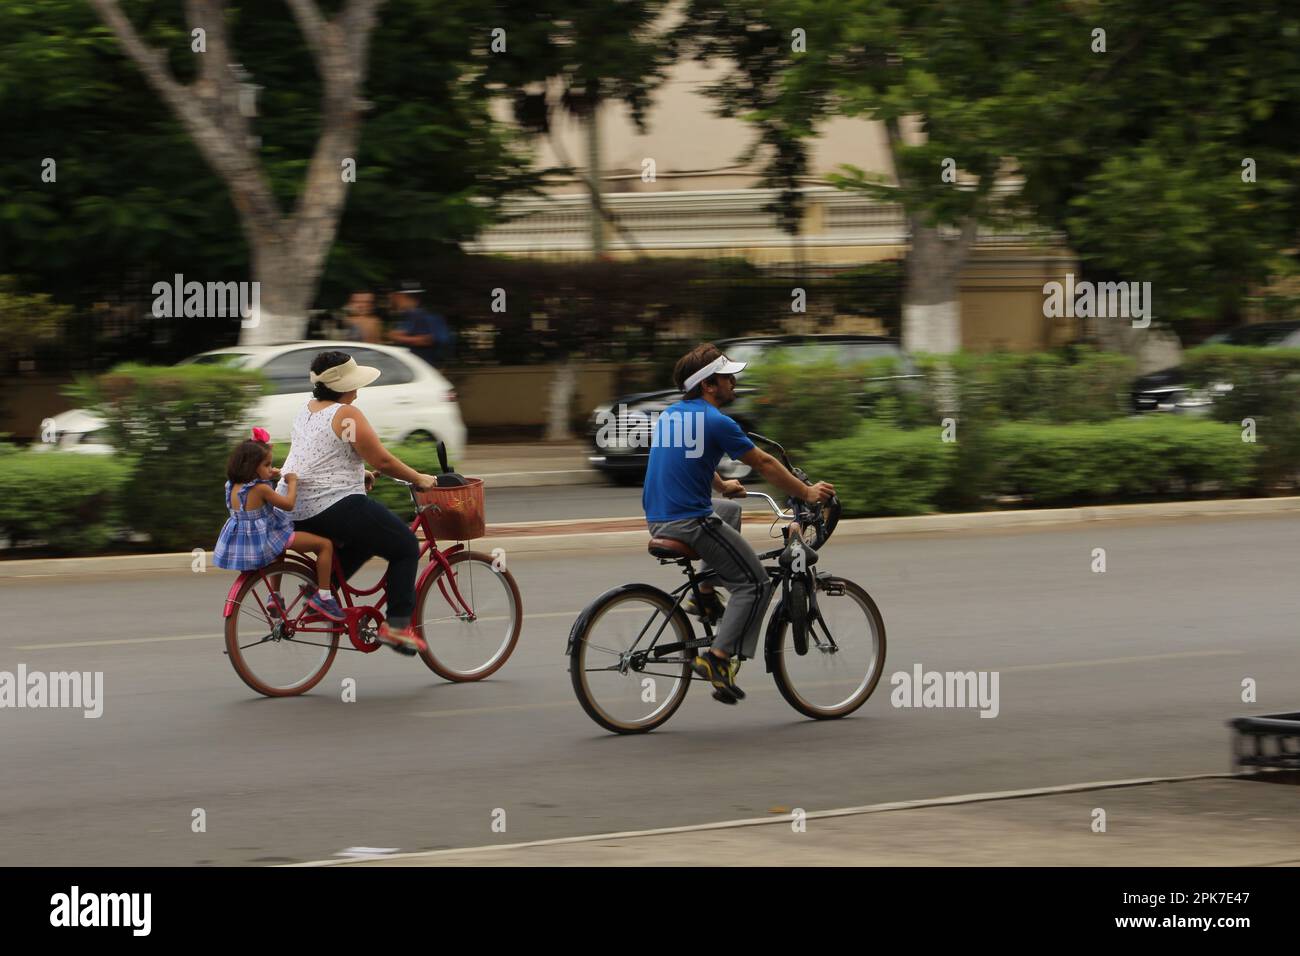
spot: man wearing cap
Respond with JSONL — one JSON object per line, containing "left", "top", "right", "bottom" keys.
{"left": 387, "top": 280, "right": 454, "bottom": 367}
{"left": 643, "top": 343, "right": 835, "bottom": 704}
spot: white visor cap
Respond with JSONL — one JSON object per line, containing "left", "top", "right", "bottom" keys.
{"left": 683, "top": 355, "right": 747, "bottom": 393}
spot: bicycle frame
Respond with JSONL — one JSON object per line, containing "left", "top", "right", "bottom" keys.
{"left": 221, "top": 484, "right": 479, "bottom": 636}
{"left": 566, "top": 475, "right": 840, "bottom": 677}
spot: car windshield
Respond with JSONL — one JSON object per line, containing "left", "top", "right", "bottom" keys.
{"left": 180, "top": 352, "right": 255, "bottom": 368}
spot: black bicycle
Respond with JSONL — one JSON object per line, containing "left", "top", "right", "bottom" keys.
{"left": 567, "top": 432, "right": 887, "bottom": 734}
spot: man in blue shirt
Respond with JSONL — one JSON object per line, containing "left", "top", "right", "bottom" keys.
{"left": 387, "top": 280, "right": 454, "bottom": 367}
{"left": 643, "top": 343, "right": 835, "bottom": 704}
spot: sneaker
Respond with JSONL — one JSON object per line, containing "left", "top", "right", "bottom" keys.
{"left": 684, "top": 590, "right": 726, "bottom": 626}
{"left": 692, "top": 652, "right": 746, "bottom": 704}
{"left": 305, "top": 592, "right": 346, "bottom": 622}
{"left": 377, "top": 622, "right": 428, "bottom": 656}
{"left": 264, "top": 593, "right": 284, "bottom": 621}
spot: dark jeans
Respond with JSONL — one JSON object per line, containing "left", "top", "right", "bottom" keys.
{"left": 294, "top": 494, "right": 420, "bottom": 625}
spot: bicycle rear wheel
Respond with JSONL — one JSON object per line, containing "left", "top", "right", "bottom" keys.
{"left": 768, "top": 575, "right": 885, "bottom": 719}
{"left": 413, "top": 551, "right": 521, "bottom": 681}
{"left": 225, "top": 561, "right": 340, "bottom": 698}
{"left": 569, "top": 585, "right": 694, "bottom": 734}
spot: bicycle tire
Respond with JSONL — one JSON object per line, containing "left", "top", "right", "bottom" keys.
{"left": 768, "top": 575, "right": 886, "bottom": 720}
{"left": 789, "top": 576, "right": 810, "bottom": 655}
{"left": 569, "top": 584, "right": 694, "bottom": 735}
{"left": 224, "top": 561, "right": 339, "bottom": 698}
{"left": 413, "top": 550, "right": 522, "bottom": 682}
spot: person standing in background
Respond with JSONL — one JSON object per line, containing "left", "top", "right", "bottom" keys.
{"left": 386, "top": 279, "right": 454, "bottom": 367}
{"left": 342, "top": 291, "right": 383, "bottom": 344}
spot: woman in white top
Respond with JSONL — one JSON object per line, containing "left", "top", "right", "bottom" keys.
{"left": 278, "top": 350, "right": 439, "bottom": 655}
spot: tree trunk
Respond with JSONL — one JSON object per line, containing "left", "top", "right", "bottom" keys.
{"left": 901, "top": 217, "right": 976, "bottom": 355}
{"left": 585, "top": 103, "right": 605, "bottom": 257}
{"left": 89, "top": 0, "right": 382, "bottom": 347}
{"left": 546, "top": 359, "right": 577, "bottom": 442}
{"left": 884, "top": 117, "right": 978, "bottom": 355}
{"left": 243, "top": 241, "right": 315, "bottom": 344}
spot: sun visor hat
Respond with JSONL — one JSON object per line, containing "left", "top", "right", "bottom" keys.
{"left": 683, "top": 355, "right": 747, "bottom": 393}
{"left": 308, "top": 356, "right": 381, "bottom": 392}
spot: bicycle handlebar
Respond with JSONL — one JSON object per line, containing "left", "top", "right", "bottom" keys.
{"left": 742, "top": 490, "right": 795, "bottom": 522}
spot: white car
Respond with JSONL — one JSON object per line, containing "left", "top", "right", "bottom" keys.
{"left": 40, "top": 341, "right": 466, "bottom": 458}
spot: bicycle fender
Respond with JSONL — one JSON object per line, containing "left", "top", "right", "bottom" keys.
{"left": 222, "top": 573, "right": 253, "bottom": 618}
{"left": 222, "top": 555, "right": 318, "bottom": 617}
{"left": 565, "top": 583, "right": 687, "bottom": 657}
{"left": 762, "top": 598, "right": 787, "bottom": 674}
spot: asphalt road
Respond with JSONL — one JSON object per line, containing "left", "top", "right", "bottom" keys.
{"left": 487, "top": 480, "right": 648, "bottom": 522}
{"left": 1, "top": 513, "right": 1298, "bottom": 865}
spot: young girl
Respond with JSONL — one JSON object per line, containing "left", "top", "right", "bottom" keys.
{"left": 214, "top": 428, "right": 345, "bottom": 622}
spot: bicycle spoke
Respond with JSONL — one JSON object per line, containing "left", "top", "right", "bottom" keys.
{"left": 572, "top": 591, "right": 693, "bottom": 733}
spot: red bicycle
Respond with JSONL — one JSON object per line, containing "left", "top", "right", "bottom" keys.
{"left": 222, "top": 478, "right": 522, "bottom": 697}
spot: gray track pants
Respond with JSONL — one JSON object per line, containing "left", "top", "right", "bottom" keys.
{"left": 648, "top": 498, "right": 772, "bottom": 659}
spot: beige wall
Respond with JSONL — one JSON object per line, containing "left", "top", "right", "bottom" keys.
{"left": 959, "top": 247, "right": 1081, "bottom": 352}
{"left": 508, "top": 54, "right": 898, "bottom": 195}
{"left": 446, "top": 362, "right": 656, "bottom": 429}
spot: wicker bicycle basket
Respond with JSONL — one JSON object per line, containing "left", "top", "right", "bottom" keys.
{"left": 416, "top": 477, "right": 486, "bottom": 540}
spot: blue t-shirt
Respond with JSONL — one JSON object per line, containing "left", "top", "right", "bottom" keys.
{"left": 398, "top": 308, "right": 453, "bottom": 366}
{"left": 642, "top": 399, "right": 756, "bottom": 522}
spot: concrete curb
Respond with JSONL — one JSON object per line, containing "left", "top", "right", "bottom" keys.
{"left": 2, "top": 495, "right": 1296, "bottom": 578}
{"left": 292, "top": 771, "right": 1236, "bottom": 867}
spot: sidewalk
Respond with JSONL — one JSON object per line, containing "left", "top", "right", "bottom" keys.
{"left": 338, "top": 775, "right": 1300, "bottom": 867}
{"left": 461, "top": 442, "right": 600, "bottom": 488}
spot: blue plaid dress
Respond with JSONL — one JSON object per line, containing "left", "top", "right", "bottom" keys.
{"left": 213, "top": 480, "right": 295, "bottom": 571}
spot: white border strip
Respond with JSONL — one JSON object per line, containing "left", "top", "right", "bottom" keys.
{"left": 285, "top": 771, "right": 1236, "bottom": 867}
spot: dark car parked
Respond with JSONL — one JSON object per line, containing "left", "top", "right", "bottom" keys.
{"left": 1131, "top": 320, "right": 1300, "bottom": 413}
{"left": 587, "top": 334, "right": 915, "bottom": 484}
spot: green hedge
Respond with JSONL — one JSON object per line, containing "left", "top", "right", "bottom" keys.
{"left": 742, "top": 352, "right": 870, "bottom": 454}
{"left": 905, "top": 348, "right": 1137, "bottom": 426}
{"left": 68, "top": 364, "right": 269, "bottom": 551}
{"left": 751, "top": 347, "right": 1136, "bottom": 460}
{"left": 803, "top": 423, "right": 955, "bottom": 516}
{"left": 800, "top": 418, "right": 1256, "bottom": 517}
{"left": 0, "top": 452, "right": 132, "bottom": 552}
{"left": 1183, "top": 345, "right": 1300, "bottom": 490}
{"left": 989, "top": 418, "right": 1257, "bottom": 505}
{"left": 359, "top": 439, "right": 451, "bottom": 518}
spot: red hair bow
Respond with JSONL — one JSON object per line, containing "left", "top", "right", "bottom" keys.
{"left": 251, "top": 427, "right": 271, "bottom": 443}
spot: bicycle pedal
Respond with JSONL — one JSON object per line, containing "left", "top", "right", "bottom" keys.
{"left": 711, "top": 688, "right": 739, "bottom": 705}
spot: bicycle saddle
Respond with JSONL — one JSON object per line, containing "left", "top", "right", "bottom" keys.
{"left": 647, "top": 537, "right": 700, "bottom": 561}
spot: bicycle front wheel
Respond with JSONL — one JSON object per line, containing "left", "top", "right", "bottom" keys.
{"left": 413, "top": 551, "right": 521, "bottom": 681}
{"left": 769, "top": 575, "right": 886, "bottom": 719}
{"left": 569, "top": 584, "right": 694, "bottom": 734}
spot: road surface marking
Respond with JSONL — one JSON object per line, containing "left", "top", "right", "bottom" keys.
{"left": 334, "top": 847, "right": 400, "bottom": 860}
{"left": 15, "top": 633, "right": 220, "bottom": 650}
{"left": 1002, "top": 649, "right": 1239, "bottom": 673}
{"left": 286, "top": 771, "right": 1237, "bottom": 867}
{"left": 410, "top": 701, "right": 575, "bottom": 719}
{"left": 12, "top": 607, "right": 647, "bottom": 650}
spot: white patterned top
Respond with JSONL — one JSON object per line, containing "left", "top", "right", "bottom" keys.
{"left": 277, "top": 403, "right": 366, "bottom": 520}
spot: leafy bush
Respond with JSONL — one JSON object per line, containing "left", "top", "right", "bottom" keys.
{"left": 0, "top": 452, "right": 131, "bottom": 552}
{"left": 1183, "top": 345, "right": 1300, "bottom": 490}
{"left": 989, "top": 418, "right": 1257, "bottom": 504}
{"left": 361, "top": 440, "right": 451, "bottom": 519}
{"left": 68, "top": 364, "right": 269, "bottom": 550}
{"left": 803, "top": 423, "right": 955, "bottom": 516}
{"left": 742, "top": 352, "right": 868, "bottom": 454}
{"left": 906, "top": 348, "right": 1136, "bottom": 425}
